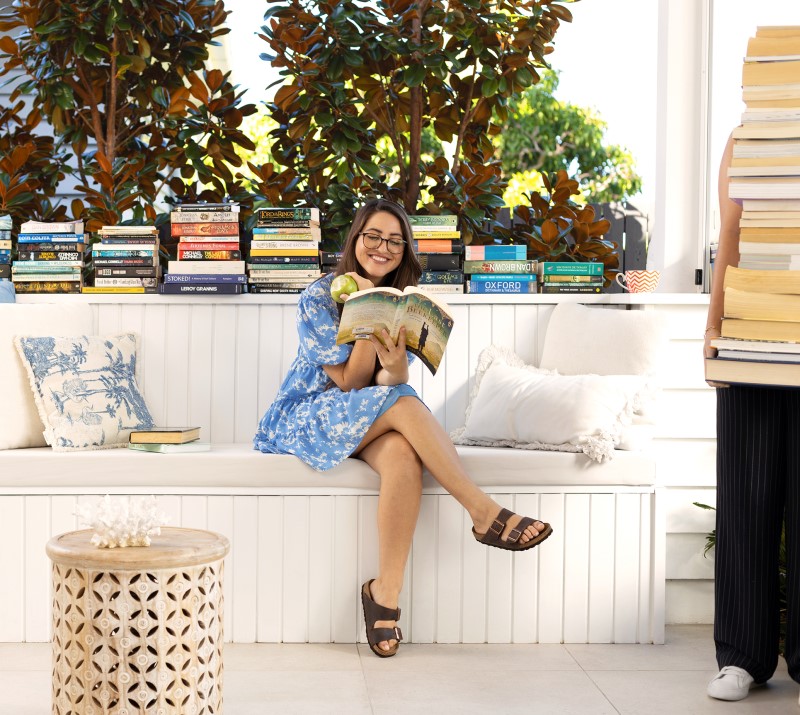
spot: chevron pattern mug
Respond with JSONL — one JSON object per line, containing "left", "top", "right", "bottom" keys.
{"left": 615, "top": 269, "right": 660, "bottom": 293}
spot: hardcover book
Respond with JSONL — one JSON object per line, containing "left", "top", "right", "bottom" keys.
{"left": 466, "top": 279, "right": 538, "bottom": 294}
{"left": 159, "top": 283, "right": 243, "bottom": 295}
{"left": 463, "top": 245, "right": 526, "bottom": 260}
{"left": 336, "top": 286, "right": 454, "bottom": 375}
{"left": 722, "top": 317, "right": 800, "bottom": 342}
{"left": 128, "top": 441, "right": 211, "bottom": 454}
{"left": 408, "top": 215, "right": 458, "bottom": 227}
{"left": 540, "top": 261, "right": 604, "bottom": 276}
{"left": 705, "top": 357, "right": 800, "bottom": 387}
{"left": 130, "top": 426, "right": 201, "bottom": 444}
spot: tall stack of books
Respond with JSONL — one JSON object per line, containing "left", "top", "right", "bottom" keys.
{"left": 464, "top": 244, "right": 535, "bottom": 294}
{"left": 164, "top": 202, "right": 245, "bottom": 295}
{"left": 538, "top": 261, "right": 604, "bottom": 294}
{"left": 86, "top": 226, "right": 160, "bottom": 294}
{"left": 706, "top": 26, "right": 800, "bottom": 387}
{"left": 247, "top": 208, "right": 321, "bottom": 294}
{"left": 12, "top": 219, "right": 86, "bottom": 294}
{"left": 0, "top": 215, "right": 11, "bottom": 281}
{"left": 410, "top": 215, "right": 464, "bottom": 294}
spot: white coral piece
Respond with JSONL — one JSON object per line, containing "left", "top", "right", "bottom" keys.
{"left": 75, "top": 495, "right": 169, "bottom": 548}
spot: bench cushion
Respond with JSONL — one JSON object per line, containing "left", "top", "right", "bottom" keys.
{"left": 0, "top": 444, "right": 656, "bottom": 491}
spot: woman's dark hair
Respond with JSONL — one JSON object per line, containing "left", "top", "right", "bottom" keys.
{"left": 334, "top": 199, "right": 422, "bottom": 290}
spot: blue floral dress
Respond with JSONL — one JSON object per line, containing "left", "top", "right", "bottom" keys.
{"left": 253, "top": 273, "right": 419, "bottom": 471}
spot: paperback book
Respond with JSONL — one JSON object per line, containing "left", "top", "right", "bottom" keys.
{"left": 336, "top": 286, "right": 454, "bottom": 375}
{"left": 130, "top": 426, "right": 201, "bottom": 444}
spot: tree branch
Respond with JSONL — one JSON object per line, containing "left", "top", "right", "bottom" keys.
{"left": 76, "top": 65, "right": 105, "bottom": 158}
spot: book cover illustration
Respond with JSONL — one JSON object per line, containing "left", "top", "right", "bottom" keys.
{"left": 336, "top": 286, "right": 455, "bottom": 375}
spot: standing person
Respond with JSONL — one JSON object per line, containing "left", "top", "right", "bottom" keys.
{"left": 254, "top": 198, "right": 552, "bottom": 658}
{"left": 705, "top": 135, "right": 800, "bottom": 702}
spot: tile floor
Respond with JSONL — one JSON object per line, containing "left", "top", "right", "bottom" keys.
{"left": 0, "top": 626, "right": 796, "bottom": 714}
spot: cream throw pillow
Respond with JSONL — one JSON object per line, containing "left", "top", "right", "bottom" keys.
{"left": 451, "top": 345, "right": 649, "bottom": 462}
{"left": 0, "top": 304, "right": 94, "bottom": 449}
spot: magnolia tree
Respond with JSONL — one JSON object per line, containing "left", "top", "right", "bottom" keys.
{"left": 259, "top": 0, "right": 578, "bottom": 245}
{"left": 0, "top": 0, "right": 257, "bottom": 230}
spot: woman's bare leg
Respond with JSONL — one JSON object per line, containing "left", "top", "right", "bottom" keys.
{"left": 355, "top": 396, "right": 545, "bottom": 543}
{"left": 354, "top": 430, "right": 423, "bottom": 652}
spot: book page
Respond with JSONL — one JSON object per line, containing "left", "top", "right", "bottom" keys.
{"left": 399, "top": 289, "right": 455, "bottom": 375}
{"left": 336, "top": 288, "right": 404, "bottom": 345}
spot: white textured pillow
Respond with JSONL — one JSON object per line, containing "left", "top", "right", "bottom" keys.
{"left": 451, "top": 346, "right": 649, "bottom": 462}
{"left": 540, "top": 302, "right": 668, "bottom": 376}
{"left": 14, "top": 333, "right": 153, "bottom": 451}
{"left": 0, "top": 304, "right": 94, "bottom": 449}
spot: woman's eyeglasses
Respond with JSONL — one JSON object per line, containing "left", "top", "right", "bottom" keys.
{"left": 360, "top": 232, "right": 406, "bottom": 254}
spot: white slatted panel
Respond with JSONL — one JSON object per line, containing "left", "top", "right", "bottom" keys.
{"left": 211, "top": 305, "right": 237, "bottom": 442}
{"left": 486, "top": 494, "right": 514, "bottom": 643}
{"left": 331, "top": 496, "right": 359, "bottom": 643}
{"left": 444, "top": 305, "right": 470, "bottom": 433}
{"left": 164, "top": 305, "right": 191, "bottom": 426}
{"left": 141, "top": 305, "right": 168, "bottom": 424}
{"left": 0, "top": 497, "right": 24, "bottom": 641}
{"left": 256, "top": 497, "right": 282, "bottom": 642}
{"left": 614, "top": 494, "right": 642, "bottom": 643}
{"left": 563, "top": 494, "right": 590, "bottom": 643}
{"left": 188, "top": 304, "right": 214, "bottom": 436}
{"left": 435, "top": 496, "right": 463, "bottom": 643}
{"left": 461, "top": 514, "right": 489, "bottom": 644}
{"left": 232, "top": 497, "right": 259, "bottom": 642}
{"left": 409, "top": 495, "right": 437, "bottom": 643}
{"left": 234, "top": 305, "right": 261, "bottom": 441}
{"left": 24, "top": 496, "right": 50, "bottom": 642}
{"left": 282, "top": 496, "right": 310, "bottom": 643}
{"left": 588, "top": 494, "right": 615, "bottom": 643}
{"left": 512, "top": 493, "right": 540, "bottom": 643}
{"left": 257, "top": 305, "right": 286, "bottom": 421}
{"left": 537, "top": 493, "right": 565, "bottom": 643}
{"left": 207, "top": 496, "right": 235, "bottom": 641}
{"left": 308, "top": 496, "right": 334, "bottom": 642}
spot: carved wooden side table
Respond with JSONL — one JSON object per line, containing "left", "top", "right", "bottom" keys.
{"left": 46, "top": 527, "right": 230, "bottom": 715}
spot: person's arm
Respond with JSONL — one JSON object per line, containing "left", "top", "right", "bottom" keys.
{"left": 705, "top": 133, "right": 742, "bottom": 363}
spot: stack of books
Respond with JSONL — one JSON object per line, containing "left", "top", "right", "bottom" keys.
{"left": 12, "top": 219, "right": 86, "bottom": 294}
{"left": 128, "top": 426, "right": 210, "bottom": 453}
{"left": 86, "top": 226, "right": 160, "bottom": 294}
{"left": 707, "top": 27, "right": 800, "bottom": 387}
{"left": 464, "top": 244, "right": 535, "bottom": 294}
{"left": 538, "top": 262, "right": 604, "bottom": 294}
{"left": 163, "top": 202, "right": 245, "bottom": 295}
{"left": 247, "top": 208, "right": 321, "bottom": 294}
{"left": 410, "top": 215, "right": 464, "bottom": 294}
{"left": 0, "top": 215, "right": 11, "bottom": 281}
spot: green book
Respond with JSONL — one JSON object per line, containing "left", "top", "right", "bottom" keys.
{"left": 128, "top": 441, "right": 211, "bottom": 454}
{"left": 540, "top": 262, "right": 604, "bottom": 276}
{"left": 408, "top": 215, "right": 458, "bottom": 227}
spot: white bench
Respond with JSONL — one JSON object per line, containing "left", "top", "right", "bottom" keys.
{"left": 0, "top": 297, "right": 665, "bottom": 645}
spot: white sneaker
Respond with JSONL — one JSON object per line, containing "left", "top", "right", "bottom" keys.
{"left": 707, "top": 666, "right": 755, "bottom": 701}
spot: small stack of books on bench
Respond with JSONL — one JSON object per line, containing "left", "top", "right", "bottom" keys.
{"left": 538, "top": 261, "right": 604, "bottom": 294}
{"left": 86, "top": 225, "right": 160, "bottom": 293}
{"left": 706, "top": 26, "right": 800, "bottom": 387}
{"left": 13, "top": 220, "right": 87, "bottom": 293}
{"left": 464, "top": 244, "right": 536, "bottom": 294}
{"left": 164, "top": 202, "right": 245, "bottom": 295}
{"left": 128, "top": 426, "right": 209, "bottom": 453}
{"left": 247, "top": 208, "right": 322, "bottom": 293}
{"left": 410, "top": 215, "right": 464, "bottom": 294}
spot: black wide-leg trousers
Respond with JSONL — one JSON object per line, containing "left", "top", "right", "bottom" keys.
{"left": 714, "top": 385, "right": 800, "bottom": 683}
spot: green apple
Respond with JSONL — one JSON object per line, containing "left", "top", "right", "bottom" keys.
{"left": 330, "top": 274, "right": 359, "bottom": 303}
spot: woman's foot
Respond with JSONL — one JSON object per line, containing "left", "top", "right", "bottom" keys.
{"left": 707, "top": 666, "right": 757, "bottom": 701}
{"left": 362, "top": 579, "right": 402, "bottom": 656}
{"left": 472, "top": 507, "right": 552, "bottom": 551}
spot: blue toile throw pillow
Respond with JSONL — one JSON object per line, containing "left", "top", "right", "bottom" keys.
{"left": 13, "top": 333, "right": 154, "bottom": 451}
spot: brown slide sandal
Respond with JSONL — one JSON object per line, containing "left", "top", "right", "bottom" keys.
{"left": 473, "top": 507, "right": 553, "bottom": 551}
{"left": 361, "top": 579, "right": 402, "bottom": 657}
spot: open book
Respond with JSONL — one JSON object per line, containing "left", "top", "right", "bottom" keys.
{"left": 336, "top": 286, "right": 455, "bottom": 375}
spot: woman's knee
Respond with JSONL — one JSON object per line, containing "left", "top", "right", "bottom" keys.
{"left": 379, "top": 431, "right": 423, "bottom": 474}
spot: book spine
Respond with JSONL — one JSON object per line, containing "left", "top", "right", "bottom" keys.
{"left": 247, "top": 269, "right": 320, "bottom": 278}
{"left": 17, "top": 251, "right": 84, "bottom": 261}
{"left": 466, "top": 280, "right": 538, "bottom": 294}
{"left": 463, "top": 260, "right": 537, "bottom": 274}
{"left": 468, "top": 273, "right": 537, "bottom": 282}
{"left": 92, "top": 249, "right": 157, "bottom": 258}
{"left": 463, "top": 247, "right": 527, "bottom": 260}
{"left": 0, "top": 265, "right": 10, "bottom": 279}
{"left": 13, "top": 272, "right": 81, "bottom": 281}
{"left": 256, "top": 208, "right": 318, "bottom": 221}
{"left": 163, "top": 273, "right": 247, "bottom": 284}
{"left": 418, "top": 254, "right": 461, "bottom": 270}
{"left": 251, "top": 227, "right": 321, "bottom": 236}
{"left": 21, "top": 222, "right": 83, "bottom": 233}
{"left": 170, "top": 222, "right": 239, "bottom": 237}
{"left": 171, "top": 203, "right": 239, "bottom": 212}
{"left": 411, "top": 230, "right": 461, "bottom": 239}
{"left": 92, "top": 257, "right": 158, "bottom": 266}
{"left": 170, "top": 210, "right": 241, "bottom": 223}
{"left": 541, "top": 262, "right": 604, "bottom": 275}
{"left": 94, "top": 277, "right": 159, "bottom": 288}
{"left": 254, "top": 220, "right": 318, "bottom": 228}
{"left": 12, "top": 260, "right": 82, "bottom": 270}
{"left": 159, "top": 283, "right": 243, "bottom": 294}
{"left": 82, "top": 286, "right": 158, "bottom": 294}
{"left": 539, "top": 285, "right": 603, "bottom": 294}
{"left": 247, "top": 285, "right": 305, "bottom": 293}
{"left": 12, "top": 281, "right": 82, "bottom": 293}
{"left": 17, "top": 242, "right": 84, "bottom": 252}
{"left": 250, "top": 240, "right": 320, "bottom": 250}
{"left": 96, "top": 236, "right": 159, "bottom": 244}
{"left": 417, "top": 271, "right": 464, "bottom": 284}
{"left": 95, "top": 267, "right": 160, "bottom": 277}
{"left": 178, "top": 241, "right": 240, "bottom": 251}
{"left": 248, "top": 255, "right": 320, "bottom": 265}
{"left": 175, "top": 235, "right": 241, "bottom": 244}
{"left": 18, "top": 233, "right": 86, "bottom": 242}
{"left": 408, "top": 215, "right": 458, "bottom": 226}
{"left": 249, "top": 249, "right": 319, "bottom": 257}
{"left": 177, "top": 250, "right": 243, "bottom": 260}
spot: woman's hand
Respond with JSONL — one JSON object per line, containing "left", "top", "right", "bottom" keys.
{"left": 703, "top": 326, "right": 729, "bottom": 388}
{"left": 371, "top": 327, "right": 409, "bottom": 385}
{"left": 339, "top": 272, "right": 374, "bottom": 302}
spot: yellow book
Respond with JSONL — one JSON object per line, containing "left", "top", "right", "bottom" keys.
{"left": 731, "top": 155, "right": 800, "bottom": 168}
{"left": 248, "top": 249, "right": 319, "bottom": 257}
{"left": 746, "top": 35, "right": 800, "bottom": 59}
{"left": 722, "top": 318, "right": 800, "bottom": 342}
{"left": 724, "top": 266, "right": 800, "bottom": 294}
{"left": 743, "top": 60, "right": 800, "bottom": 86}
{"left": 757, "top": 26, "right": 800, "bottom": 39}
{"left": 738, "top": 227, "right": 800, "bottom": 242}
{"left": 724, "top": 286, "right": 800, "bottom": 322}
{"left": 82, "top": 286, "right": 154, "bottom": 294}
